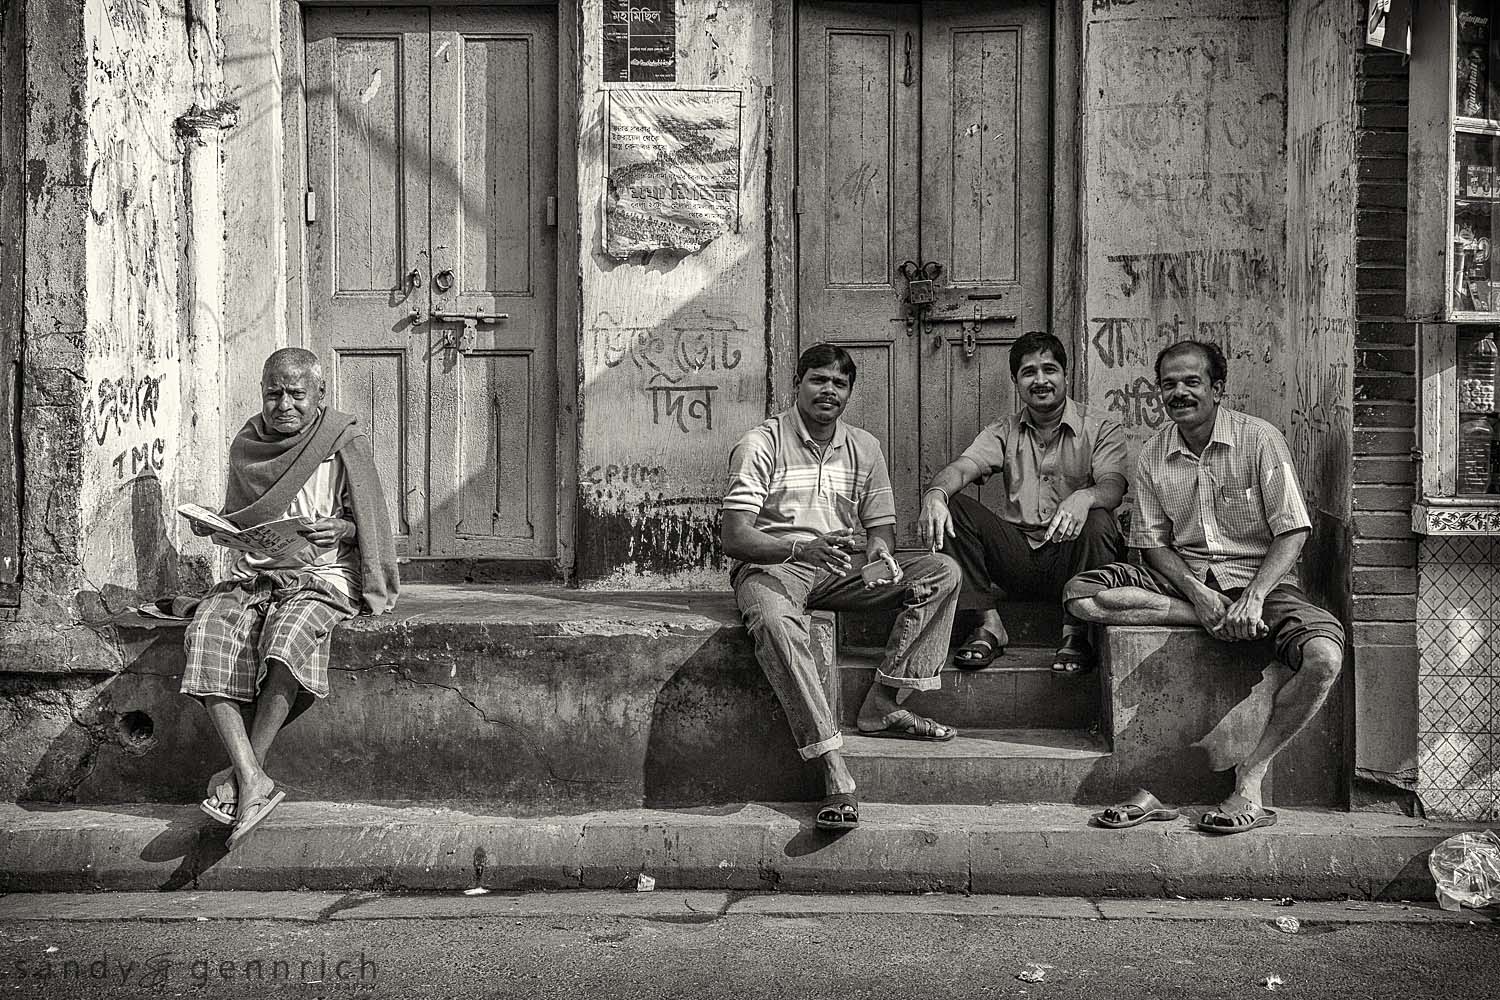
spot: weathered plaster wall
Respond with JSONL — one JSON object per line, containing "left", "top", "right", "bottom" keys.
{"left": 219, "top": 0, "right": 287, "bottom": 442}
{"left": 5, "top": 0, "right": 223, "bottom": 653}
{"left": 17, "top": 0, "right": 90, "bottom": 623}
{"left": 574, "top": 0, "right": 770, "bottom": 588}
{"left": 1281, "top": 0, "right": 1358, "bottom": 806}
{"left": 1081, "top": 0, "right": 1287, "bottom": 452}
{"left": 1285, "top": 0, "right": 1356, "bottom": 537}
{"left": 74, "top": 0, "right": 218, "bottom": 618}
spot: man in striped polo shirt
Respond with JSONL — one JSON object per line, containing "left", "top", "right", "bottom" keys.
{"left": 722, "top": 343, "right": 963, "bottom": 831}
{"left": 1064, "top": 341, "right": 1345, "bottom": 835}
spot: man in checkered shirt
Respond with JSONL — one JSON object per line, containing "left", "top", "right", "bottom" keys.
{"left": 1063, "top": 341, "right": 1344, "bottom": 835}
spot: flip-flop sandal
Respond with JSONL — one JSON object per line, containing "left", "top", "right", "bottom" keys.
{"left": 953, "top": 627, "right": 1006, "bottom": 670}
{"left": 1092, "top": 789, "right": 1180, "bottom": 829}
{"left": 199, "top": 794, "right": 237, "bottom": 826}
{"left": 1197, "top": 795, "right": 1278, "bottom": 835}
{"left": 226, "top": 787, "right": 287, "bottom": 849}
{"left": 858, "top": 709, "right": 957, "bottom": 742}
{"left": 815, "top": 792, "right": 860, "bottom": 831}
{"left": 1051, "top": 633, "right": 1096, "bottom": 676}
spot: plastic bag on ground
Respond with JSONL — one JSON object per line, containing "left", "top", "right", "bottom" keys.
{"left": 1428, "top": 829, "right": 1500, "bottom": 911}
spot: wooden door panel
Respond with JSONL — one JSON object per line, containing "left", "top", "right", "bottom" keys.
{"left": 457, "top": 35, "right": 536, "bottom": 295}
{"left": 798, "top": 3, "right": 922, "bottom": 543}
{"left": 330, "top": 35, "right": 405, "bottom": 293}
{"left": 454, "top": 351, "right": 535, "bottom": 544}
{"left": 919, "top": 1, "right": 1050, "bottom": 509}
{"left": 823, "top": 30, "right": 898, "bottom": 287}
{"left": 946, "top": 25, "right": 1021, "bottom": 285}
{"left": 837, "top": 345, "right": 894, "bottom": 455}
{"left": 305, "top": 7, "right": 430, "bottom": 555}
{"left": 428, "top": 6, "right": 557, "bottom": 558}
{"left": 335, "top": 350, "right": 412, "bottom": 538}
{"left": 938, "top": 336, "right": 1019, "bottom": 511}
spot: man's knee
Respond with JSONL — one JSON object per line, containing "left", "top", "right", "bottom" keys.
{"left": 906, "top": 552, "right": 961, "bottom": 597}
{"left": 1062, "top": 569, "right": 1110, "bottom": 603}
{"left": 1294, "top": 637, "right": 1343, "bottom": 688}
{"left": 739, "top": 594, "right": 803, "bottom": 640}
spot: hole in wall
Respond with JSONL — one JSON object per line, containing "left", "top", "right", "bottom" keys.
{"left": 113, "top": 710, "right": 157, "bottom": 754}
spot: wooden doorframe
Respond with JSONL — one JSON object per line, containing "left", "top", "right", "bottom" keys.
{"left": 767, "top": 0, "right": 1082, "bottom": 412}
{"left": 279, "top": 0, "right": 580, "bottom": 577}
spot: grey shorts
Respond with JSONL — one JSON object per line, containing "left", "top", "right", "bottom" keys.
{"left": 1064, "top": 561, "right": 1345, "bottom": 671}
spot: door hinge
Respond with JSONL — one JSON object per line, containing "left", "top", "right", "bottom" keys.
{"left": 305, "top": 190, "right": 317, "bottom": 225}
{"left": 546, "top": 195, "right": 558, "bottom": 227}
{"left": 793, "top": 186, "right": 804, "bottom": 215}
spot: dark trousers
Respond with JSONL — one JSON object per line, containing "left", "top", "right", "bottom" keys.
{"left": 941, "top": 493, "right": 1123, "bottom": 632}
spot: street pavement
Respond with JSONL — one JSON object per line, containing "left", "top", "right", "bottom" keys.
{"left": 0, "top": 891, "right": 1496, "bottom": 999}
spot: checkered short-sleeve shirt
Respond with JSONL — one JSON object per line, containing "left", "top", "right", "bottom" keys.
{"left": 1130, "top": 406, "right": 1311, "bottom": 590}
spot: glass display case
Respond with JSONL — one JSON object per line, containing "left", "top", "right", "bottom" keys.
{"left": 1410, "top": 0, "right": 1500, "bottom": 323}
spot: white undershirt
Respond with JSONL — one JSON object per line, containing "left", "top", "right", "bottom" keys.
{"left": 226, "top": 455, "right": 360, "bottom": 598}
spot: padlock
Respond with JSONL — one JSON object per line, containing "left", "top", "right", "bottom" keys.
{"left": 906, "top": 278, "right": 936, "bottom": 306}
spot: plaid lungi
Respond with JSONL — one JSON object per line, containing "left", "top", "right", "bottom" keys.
{"left": 181, "top": 571, "right": 357, "bottom": 702}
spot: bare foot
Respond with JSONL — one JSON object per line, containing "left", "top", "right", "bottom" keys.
{"left": 235, "top": 769, "right": 277, "bottom": 812}
{"left": 206, "top": 767, "right": 236, "bottom": 807}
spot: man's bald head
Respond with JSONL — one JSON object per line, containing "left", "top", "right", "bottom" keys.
{"left": 263, "top": 347, "right": 323, "bottom": 383}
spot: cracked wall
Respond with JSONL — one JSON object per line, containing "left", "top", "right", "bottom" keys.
{"left": 7, "top": 0, "right": 225, "bottom": 644}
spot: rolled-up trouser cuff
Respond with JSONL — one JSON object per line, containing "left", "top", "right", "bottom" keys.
{"left": 875, "top": 669, "right": 942, "bottom": 692}
{"left": 798, "top": 730, "right": 844, "bottom": 761}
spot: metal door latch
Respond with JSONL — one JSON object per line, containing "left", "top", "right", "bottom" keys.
{"left": 898, "top": 260, "right": 943, "bottom": 337}
{"left": 433, "top": 311, "right": 508, "bottom": 355}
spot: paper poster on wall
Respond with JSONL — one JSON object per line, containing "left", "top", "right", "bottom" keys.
{"left": 603, "top": 0, "right": 676, "bottom": 83}
{"left": 1365, "top": 0, "right": 1410, "bottom": 54}
{"left": 604, "top": 89, "right": 742, "bottom": 259}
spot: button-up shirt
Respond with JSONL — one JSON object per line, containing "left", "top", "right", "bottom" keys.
{"left": 1130, "top": 406, "right": 1311, "bottom": 590}
{"left": 958, "top": 399, "right": 1128, "bottom": 549}
{"left": 723, "top": 408, "right": 897, "bottom": 560}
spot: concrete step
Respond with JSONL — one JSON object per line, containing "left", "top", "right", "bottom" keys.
{"left": 840, "top": 602, "right": 1066, "bottom": 653}
{"left": 835, "top": 649, "right": 1100, "bottom": 730}
{"left": 0, "top": 801, "right": 1460, "bottom": 900}
{"left": 841, "top": 727, "right": 1109, "bottom": 805}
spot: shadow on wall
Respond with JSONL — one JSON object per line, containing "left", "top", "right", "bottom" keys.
{"left": 642, "top": 629, "right": 819, "bottom": 807}
{"left": 73, "top": 474, "right": 208, "bottom": 621}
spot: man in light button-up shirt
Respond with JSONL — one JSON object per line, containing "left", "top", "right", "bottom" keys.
{"left": 918, "top": 331, "right": 1128, "bottom": 676}
{"left": 1064, "top": 340, "right": 1344, "bottom": 836}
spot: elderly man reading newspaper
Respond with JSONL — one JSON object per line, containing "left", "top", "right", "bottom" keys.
{"left": 180, "top": 348, "right": 398, "bottom": 848}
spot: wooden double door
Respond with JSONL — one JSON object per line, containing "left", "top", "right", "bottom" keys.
{"left": 304, "top": 5, "right": 558, "bottom": 560}
{"left": 798, "top": 1, "right": 1053, "bottom": 543}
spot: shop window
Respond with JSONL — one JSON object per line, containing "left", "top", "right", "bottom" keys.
{"left": 1411, "top": 2, "right": 1500, "bottom": 530}
{"left": 1410, "top": 0, "right": 1500, "bottom": 322}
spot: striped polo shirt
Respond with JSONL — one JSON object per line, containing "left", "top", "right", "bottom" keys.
{"left": 1130, "top": 406, "right": 1311, "bottom": 590}
{"left": 723, "top": 408, "right": 897, "bottom": 553}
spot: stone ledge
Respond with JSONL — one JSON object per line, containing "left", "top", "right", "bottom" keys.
{"left": 0, "top": 586, "right": 834, "bottom": 811}
{"left": 0, "top": 801, "right": 1463, "bottom": 900}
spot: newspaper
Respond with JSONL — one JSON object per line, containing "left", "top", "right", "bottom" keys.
{"left": 176, "top": 504, "right": 314, "bottom": 559}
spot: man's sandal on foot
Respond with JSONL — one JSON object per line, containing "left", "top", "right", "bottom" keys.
{"left": 199, "top": 793, "right": 237, "bottom": 826}
{"left": 1197, "top": 794, "right": 1278, "bottom": 835}
{"left": 226, "top": 787, "right": 287, "bottom": 849}
{"left": 1051, "top": 632, "right": 1095, "bottom": 676}
{"left": 953, "top": 626, "right": 1007, "bottom": 670}
{"left": 858, "top": 709, "right": 957, "bottom": 742}
{"left": 816, "top": 792, "right": 860, "bottom": 831}
{"left": 1091, "top": 789, "right": 1180, "bottom": 829}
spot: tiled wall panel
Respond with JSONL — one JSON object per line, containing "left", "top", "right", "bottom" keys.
{"left": 1417, "top": 538, "right": 1500, "bottom": 819}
